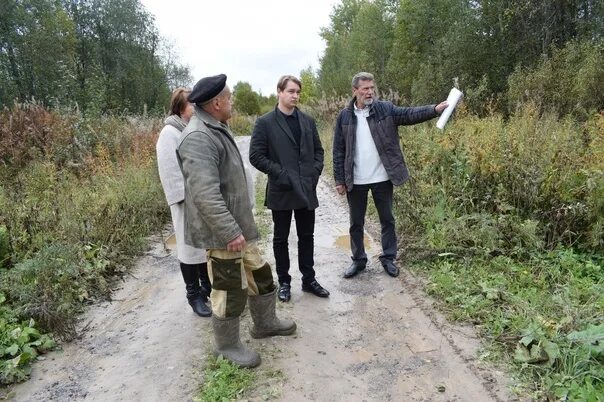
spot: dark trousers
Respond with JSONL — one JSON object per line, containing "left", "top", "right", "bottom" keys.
{"left": 272, "top": 208, "right": 316, "bottom": 285}
{"left": 346, "top": 180, "right": 396, "bottom": 265}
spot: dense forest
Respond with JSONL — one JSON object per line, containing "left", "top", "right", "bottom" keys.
{"left": 0, "top": 0, "right": 191, "bottom": 114}
{"left": 316, "top": 0, "right": 603, "bottom": 119}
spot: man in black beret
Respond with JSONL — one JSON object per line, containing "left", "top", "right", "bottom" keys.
{"left": 188, "top": 73, "right": 228, "bottom": 106}
{"left": 177, "top": 75, "right": 296, "bottom": 368}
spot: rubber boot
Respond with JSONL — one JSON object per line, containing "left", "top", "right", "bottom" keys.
{"left": 248, "top": 288, "right": 296, "bottom": 339}
{"left": 180, "top": 263, "right": 211, "bottom": 317}
{"left": 198, "top": 262, "right": 212, "bottom": 300}
{"left": 213, "top": 316, "right": 261, "bottom": 368}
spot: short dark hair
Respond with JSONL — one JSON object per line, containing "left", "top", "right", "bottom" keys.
{"left": 169, "top": 87, "right": 191, "bottom": 117}
{"left": 277, "top": 75, "right": 302, "bottom": 92}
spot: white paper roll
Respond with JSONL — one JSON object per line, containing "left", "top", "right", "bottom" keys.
{"left": 436, "top": 87, "right": 463, "bottom": 129}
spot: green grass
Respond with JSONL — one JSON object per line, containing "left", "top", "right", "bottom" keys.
{"left": 411, "top": 250, "right": 604, "bottom": 400}
{"left": 196, "top": 356, "right": 255, "bottom": 402}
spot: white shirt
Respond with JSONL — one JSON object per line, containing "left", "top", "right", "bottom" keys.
{"left": 353, "top": 104, "right": 389, "bottom": 184}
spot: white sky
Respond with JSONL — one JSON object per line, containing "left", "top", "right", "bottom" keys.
{"left": 140, "top": 0, "right": 340, "bottom": 96}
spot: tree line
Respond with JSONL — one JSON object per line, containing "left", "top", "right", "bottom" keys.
{"left": 0, "top": 0, "right": 191, "bottom": 115}
{"left": 3, "top": 1, "right": 602, "bottom": 119}
{"left": 316, "top": 0, "right": 603, "bottom": 119}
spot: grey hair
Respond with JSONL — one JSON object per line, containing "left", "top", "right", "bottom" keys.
{"left": 352, "top": 72, "right": 375, "bottom": 88}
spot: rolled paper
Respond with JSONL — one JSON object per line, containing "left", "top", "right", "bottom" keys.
{"left": 436, "top": 87, "right": 463, "bottom": 129}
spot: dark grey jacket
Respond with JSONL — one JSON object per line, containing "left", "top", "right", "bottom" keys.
{"left": 333, "top": 98, "right": 438, "bottom": 191}
{"left": 249, "top": 107, "right": 324, "bottom": 211}
{"left": 176, "top": 107, "right": 258, "bottom": 249}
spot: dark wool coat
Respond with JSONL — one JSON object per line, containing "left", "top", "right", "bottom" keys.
{"left": 249, "top": 106, "right": 324, "bottom": 211}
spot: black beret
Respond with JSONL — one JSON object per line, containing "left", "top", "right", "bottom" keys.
{"left": 188, "top": 74, "right": 227, "bottom": 104}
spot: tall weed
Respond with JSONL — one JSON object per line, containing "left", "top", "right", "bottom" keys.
{"left": 396, "top": 105, "right": 603, "bottom": 253}
{"left": 0, "top": 103, "right": 168, "bottom": 383}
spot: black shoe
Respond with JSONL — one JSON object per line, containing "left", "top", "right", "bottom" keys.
{"left": 343, "top": 262, "right": 366, "bottom": 278}
{"left": 181, "top": 262, "right": 212, "bottom": 317}
{"left": 302, "top": 280, "right": 330, "bottom": 298}
{"left": 278, "top": 283, "right": 291, "bottom": 302}
{"left": 382, "top": 260, "right": 400, "bottom": 277}
{"left": 188, "top": 295, "right": 212, "bottom": 317}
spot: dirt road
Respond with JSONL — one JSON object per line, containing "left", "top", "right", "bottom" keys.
{"left": 11, "top": 137, "right": 514, "bottom": 401}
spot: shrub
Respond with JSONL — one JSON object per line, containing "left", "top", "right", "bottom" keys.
{"left": 0, "top": 102, "right": 77, "bottom": 172}
{"left": 233, "top": 82, "right": 261, "bottom": 116}
{"left": 2, "top": 244, "right": 109, "bottom": 337}
{"left": 0, "top": 103, "right": 169, "bottom": 384}
{"left": 395, "top": 106, "right": 603, "bottom": 254}
{"left": 229, "top": 112, "right": 256, "bottom": 136}
{"left": 0, "top": 225, "right": 8, "bottom": 268}
{"left": 507, "top": 40, "right": 604, "bottom": 120}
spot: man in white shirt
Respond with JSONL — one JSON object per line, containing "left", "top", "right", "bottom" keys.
{"left": 333, "top": 72, "right": 448, "bottom": 279}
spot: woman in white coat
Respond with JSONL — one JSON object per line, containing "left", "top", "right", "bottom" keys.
{"left": 156, "top": 88, "right": 211, "bottom": 317}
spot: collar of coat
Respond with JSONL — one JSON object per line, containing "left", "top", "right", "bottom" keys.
{"left": 273, "top": 105, "right": 302, "bottom": 146}
{"left": 193, "top": 105, "right": 232, "bottom": 134}
{"left": 275, "top": 104, "right": 299, "bottom": 118}
{"left": 347, "top": 97, "right": 375, "bottom": 115}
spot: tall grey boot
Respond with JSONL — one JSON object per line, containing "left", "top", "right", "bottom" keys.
{"left": 213, "top": 316, "right": 261, "bottom": 368}
{"left": 248, "top": 288, "right": 297, "bottom": 339}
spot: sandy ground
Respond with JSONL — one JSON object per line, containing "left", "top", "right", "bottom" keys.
{"left": 10, "top": 137, "right": 516, "bottom": 401}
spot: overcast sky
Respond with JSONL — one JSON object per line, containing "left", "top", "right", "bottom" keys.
{"left": 140, "top": 0, "right": 340, "bottom": 96}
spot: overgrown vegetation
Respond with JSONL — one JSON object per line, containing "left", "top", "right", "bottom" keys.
{"left": 415, "top": 252, "right": 603, "bottom": 400}
{"left": 0, "top": 102, "right": 167, "bottom": 384}
{"left": 393, "top": 109, "right": 603, "bottom": 399}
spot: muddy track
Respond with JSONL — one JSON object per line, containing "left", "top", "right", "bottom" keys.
{"left": 10, "top": 137, "right": 515, "bottom": 401}
{"left": 247, "top": 175, "right": 514, "bottom": 402}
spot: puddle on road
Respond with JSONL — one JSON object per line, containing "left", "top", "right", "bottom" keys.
{"left": 333, "top": 234, "right": 374, "bottom": 251}
{"left": 164, "top": 233, "right": 176, "bottom": 251}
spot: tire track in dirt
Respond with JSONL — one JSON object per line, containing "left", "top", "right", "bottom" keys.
{"left": 244, "top": 152, "right": 516, "bottom": 401}
{"left": 9, "top": 137, "right": 516, "bottom": 401}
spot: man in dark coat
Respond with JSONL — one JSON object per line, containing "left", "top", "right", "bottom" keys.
{"left": 333, "top": 72, "right": 448, "bottom": 279}
{"left": 249, "top": 75, "right": 329, "bottom": 302}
